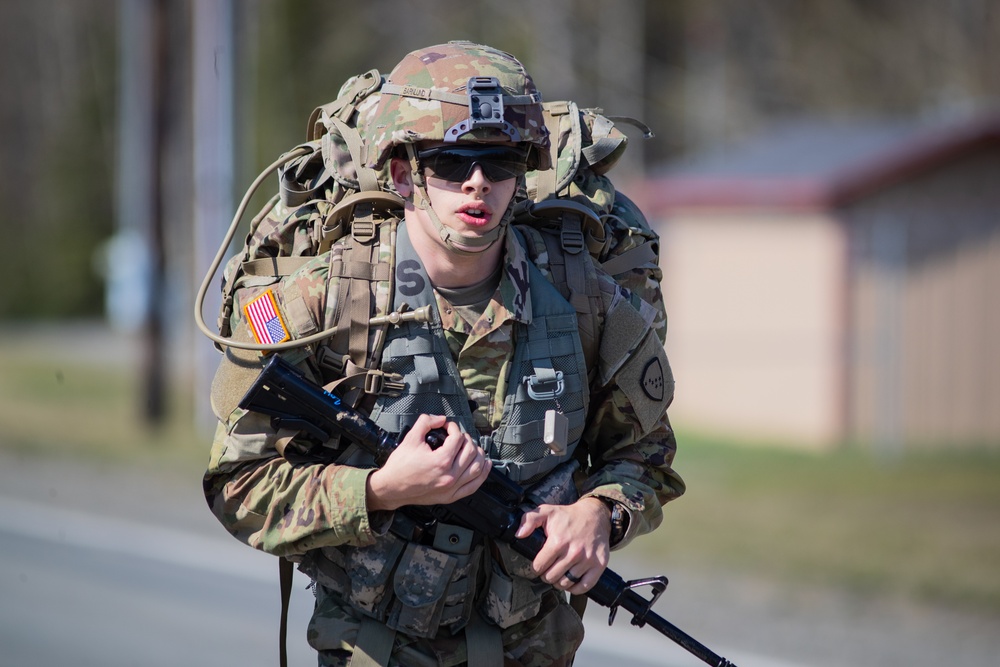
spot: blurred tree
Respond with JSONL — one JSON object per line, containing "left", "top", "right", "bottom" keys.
{"left": 0, "top": 0, "right": 997, "bottom": 320}
{"left": 0, "top": 0, "right": 116, "bottom": 318}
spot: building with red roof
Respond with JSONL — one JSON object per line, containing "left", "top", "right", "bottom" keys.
{"left": 637, "top": 114, "right": 1000, "bottom": 451}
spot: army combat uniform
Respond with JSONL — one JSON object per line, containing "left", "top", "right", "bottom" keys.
{"left": 203, "top": 41, "right": 684, "bottom": 667}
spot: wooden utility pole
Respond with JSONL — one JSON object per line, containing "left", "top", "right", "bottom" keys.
{"left": 117, "top": 0, "right": 167, "bottom": 427}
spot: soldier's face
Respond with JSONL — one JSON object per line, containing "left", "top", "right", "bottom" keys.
{"left": 391, "top": 145, "right": 519, "bottom": 253}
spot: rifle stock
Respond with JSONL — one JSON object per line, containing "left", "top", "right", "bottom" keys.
{"left": 239, "top": 354, "right": 737, "bottom": 667}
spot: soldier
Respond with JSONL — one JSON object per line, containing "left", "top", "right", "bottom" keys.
{"left": 205, "top": 41, "right": 685, "bottom": 667}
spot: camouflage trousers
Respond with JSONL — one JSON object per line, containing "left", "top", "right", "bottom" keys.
{"left": 310, "top": 589, "right": 585, "bottom": 667}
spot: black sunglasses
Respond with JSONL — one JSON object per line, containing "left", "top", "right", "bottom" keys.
{"left": 416, "top": 145, "right": 530, "bottom": 183}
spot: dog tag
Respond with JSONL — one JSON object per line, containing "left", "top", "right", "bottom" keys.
{"left": 543, "top": 410, "right": 569, "bottom": 455}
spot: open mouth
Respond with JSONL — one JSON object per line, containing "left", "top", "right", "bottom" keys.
{"left": 457, "top": 204, "right": 493, "bottom": 225}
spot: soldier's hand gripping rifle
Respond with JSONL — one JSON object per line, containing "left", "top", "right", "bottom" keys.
{"left": 240, "top": 354, "right": 737, "bottom": 667}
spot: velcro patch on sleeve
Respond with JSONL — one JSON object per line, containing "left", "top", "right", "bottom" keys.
{"left": 616, "top": 331, "right": 674, "bottom": 434}
{"left": 242, "top": 289, "right": 290, "bottom": 345}
{"left": 598, "top": 296, "right": 650, "bottom": 386}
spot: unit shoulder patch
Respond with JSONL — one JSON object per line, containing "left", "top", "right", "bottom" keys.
{"left": 641, "top": 357, "right": 665, "bottom": 401}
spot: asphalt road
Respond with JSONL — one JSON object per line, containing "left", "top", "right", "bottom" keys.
{"left": 0, "top": 496, "right": 740, "bottom": 667}
{"left": 2, "top": 449, "right": 996, "bottom": 667}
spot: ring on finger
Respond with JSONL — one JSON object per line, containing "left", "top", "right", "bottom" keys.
{"left": 564, "top": 571, "right": 582, "bottom": 584}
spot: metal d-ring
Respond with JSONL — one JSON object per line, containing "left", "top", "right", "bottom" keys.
{"left": 525, "top": 371, "right": 565, "bottom": 400}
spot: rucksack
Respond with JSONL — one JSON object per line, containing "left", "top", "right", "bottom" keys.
{"left": 195, "top": 69, "right": 664, "bottom": 387}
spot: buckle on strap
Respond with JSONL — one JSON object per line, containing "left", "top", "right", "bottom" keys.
{"left": 525, "top": 371, "right": 565, "bottom": 400}
{"left": 561, "top": 226, "right": 586, "bottom": 255}
{"left": 364, "top": 370, "right": 404, "bottom": 396}
{"left": 352, "top": 219, "right": 376, "bottom": 244}
{"left": 316, "top": 346, "right": 349, "bottom": 377}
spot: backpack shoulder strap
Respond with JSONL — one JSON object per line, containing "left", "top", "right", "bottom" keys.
{"left": 514, "top": 205, "right": 605, "bottom": 379}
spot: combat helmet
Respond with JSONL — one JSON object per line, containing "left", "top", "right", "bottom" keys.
{"left": 364, "top": 41, "right": 550, "bottom": 253}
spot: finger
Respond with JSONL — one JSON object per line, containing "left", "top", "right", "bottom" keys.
{"left": 404, "top": 414, "right": 446, "bottom": 447}
{"left": 544, "top": 555, "right": 578, "bottom": 586}
{"left": 565, "top": 569, "right": 591, "bottom": 594}
{"left": 451, "top": 460, "right": 491, "bottom": 500}
{"left": 515, "top": 508, "right": 545, "bottom": 539}
{"left": 562, "top": 569, "right": 584, "bottom": 589}
{"left": 448, "top": 435, "right": 479, "bottom": 469}
{"left": 570, "top": 561, "right": 608, "bottom": 594}
{"left": 429, "top": 423, "right": 466, "bottom": 461}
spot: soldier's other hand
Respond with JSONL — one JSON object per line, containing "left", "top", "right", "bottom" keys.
{"left": 366, "top": 414, "right": 490, "bottom": 511}
{"left": 515, "top": 498, "right": 611, "bottom": 595}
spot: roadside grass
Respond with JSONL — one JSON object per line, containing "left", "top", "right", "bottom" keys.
{"left": 2, "top": 325, "right": 999, "bottom": 615}
{"left": 639, "top": 429, "right": 1000, "bottom": 614}
{"left": 0, "top": 328, "right": 206, "bottom": 474}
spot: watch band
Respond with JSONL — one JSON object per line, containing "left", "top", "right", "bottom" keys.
{"left": 598, "top": 497, "right": 629, "bottom": 547}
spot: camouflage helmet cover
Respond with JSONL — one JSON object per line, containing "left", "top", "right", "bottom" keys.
{"left": 364, "top": 41, "right": 551, "bottom": 171}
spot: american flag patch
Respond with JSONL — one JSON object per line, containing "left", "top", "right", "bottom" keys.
{"left": 243, "top": 289, "right": 290, "bottom": 345}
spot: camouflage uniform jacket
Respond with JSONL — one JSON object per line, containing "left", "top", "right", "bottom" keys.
{"left": 204, "top": 222, "right": 685, "bottom": 663}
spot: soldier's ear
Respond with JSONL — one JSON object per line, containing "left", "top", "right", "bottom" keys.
{"left": 390, "top": 157, "right": 413, "bottom": 198}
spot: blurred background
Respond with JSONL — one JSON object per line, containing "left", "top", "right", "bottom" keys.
{"left": 0, "top": 1, "right": 998, "bottom": 666}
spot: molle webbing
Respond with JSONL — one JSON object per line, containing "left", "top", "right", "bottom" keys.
{"left": 370, "top": 224, "right": 588, "bottom": 485}
{"left": 488, "top": 249, "right": 588, "bottom": 484}
{"left": 514, "top": 219, "right": 604, "bottom": 380}
{"left": 368, "top": 222, "right": 480, "bottom": 439}
{"left": 320, "top": 218, "right": 397, "bottom": 407}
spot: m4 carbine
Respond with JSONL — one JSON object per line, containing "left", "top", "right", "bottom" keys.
{"left": 240, "top": 354, "right": 737, "bottom": 667}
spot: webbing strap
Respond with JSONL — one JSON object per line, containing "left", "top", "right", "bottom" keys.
{"left": 580, "top": 113, "right": 623, "bottom": 167}
{"left": 328, "top": 228, "right": 388, "bottom": 369}
{"left": 600, "top": 240, "right": 658, "bottom": 276}
{"left": 348, "top": 616, "right": 397, "bottom": 667}
{"left": 562, "top": 217, "right": 590, "bottom": 308}
{"left": 349, "top": 261, "right": 374, "bottom": 365}
{"left": 535, "top": 104, "right": 566, "bottom": 200}
{"left": 324, "top": 113, "right": 382, "bottom": 192}
{"left": 278, "top": 557, "right": 294, "bottom": 667}
{"left": 465, "top": 611, "right": 504, "bottom": 667}
{"left": 243, "top": 256, "right": 312, "bottom": 277}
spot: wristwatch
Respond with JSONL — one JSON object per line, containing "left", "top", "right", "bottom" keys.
{"left": 599, "top": 497, "right": 629, "bottom": 547}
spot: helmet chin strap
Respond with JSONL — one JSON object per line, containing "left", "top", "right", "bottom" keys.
{"left": 404, "top": 144, "right": 510, "bottom": 256}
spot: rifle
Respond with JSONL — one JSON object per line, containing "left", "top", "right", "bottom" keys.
{"left": 239, "top": 354, "right": 737, "bottom": 667}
